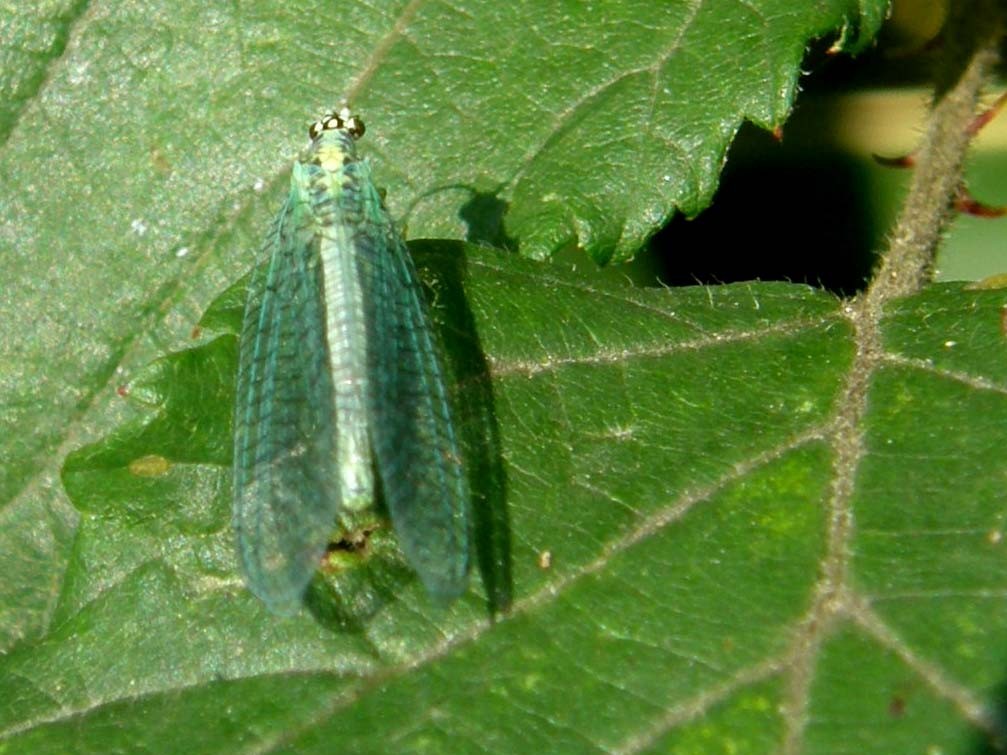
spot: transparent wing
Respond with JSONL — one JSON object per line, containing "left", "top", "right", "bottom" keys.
{"left": 359, "top": 170, "right": 470, "bottom": 600}
{"left": 232, "top": 184, "right": 339, "bottom": 614}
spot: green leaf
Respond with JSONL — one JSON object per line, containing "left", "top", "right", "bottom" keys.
{"left": 0, "top": 0, "right": 884, "bottom": 650}
{"left": 1, "top": 240, "right": 1001, "bottom": 752}
{"left": 20, "top": 1, "right": 1007, "bottom": 752}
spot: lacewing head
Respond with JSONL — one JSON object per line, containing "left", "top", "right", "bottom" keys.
{"left": 308, "top": 108, "right": 365, "bottom": 141}
{"left": 306, "top": 108, "right": 366, "bottom": 171}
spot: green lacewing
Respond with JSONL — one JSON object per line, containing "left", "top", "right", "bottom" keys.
{"left": 232, "top": 109, "right": 469, "bottom": 614}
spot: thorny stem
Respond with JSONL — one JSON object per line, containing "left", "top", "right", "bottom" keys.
{"left": 782, "top": 4, "right": 1005, "bottom": 753}
{"left": 865, "top": 1, "right": 1003, "bottom": 308}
